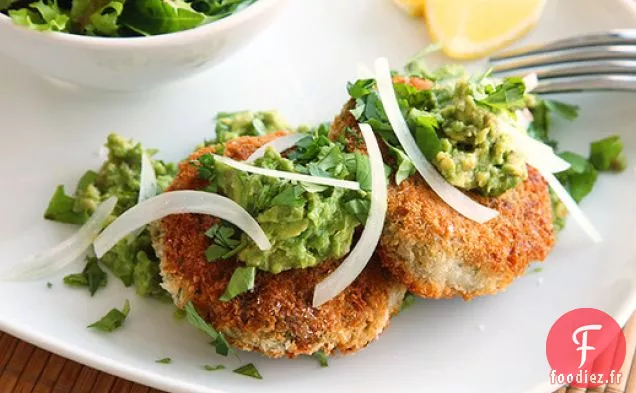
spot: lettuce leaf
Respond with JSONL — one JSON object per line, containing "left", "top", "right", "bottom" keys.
{"left": 8, "top": 0, "right": 69, "bottom": 31}
{"left": 119, "top": 0, "right": 204, "bottom": 35}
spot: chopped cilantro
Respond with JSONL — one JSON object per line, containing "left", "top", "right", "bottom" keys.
{"left": 204, "top": 222, "right": 245, "bottom": 262}
{"left": 44, "top": 185, "right": 89, "bottom": 225}
{"left": 219, "top": 266, "right": 256, "bottom": 302}
{"left": 556, "top": 152, "right": 598, "bottom": 203}
{"left": 155, "top": 357, "right": 172, "bottom": 364}
{"left": 233, "top": 363, "right": 262, "bottom": 379}
{"left": 184, "top": 302, "right": 231, "bottom": 356}
{"left": 347, "top": 79, "right": 376, "bottom": 99}
{"left": 87, "top": 300, "right": 130, "bottom": 332}
{"left": 312, "top": 351, "right": 328, "bottom": 368}
{"left": 477, "top": 77, "right": 526, "bottom": 110}
{"left": 590, "top": 135, "right": 627, "bottom": 172}
{"left": 203, "top": 364, "right": 225, "bottom": 371}
{"left": 63, "top": 257, "right": 108, "bottom": 296}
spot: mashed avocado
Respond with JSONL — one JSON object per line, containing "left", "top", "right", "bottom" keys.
{"left": 428, "top": 81, "right": 527, "bottom": 196}
{"left": 45, "top": 133, "right": 176, "bottom": 299}
{"left": 349, "top": 73, "right": 529, "bottom": 196}
{"left": 213, "top": 148, "right": 360, "bottom": 273}
{"left": 203, "top": 111, "right": 290, "bottom": 145}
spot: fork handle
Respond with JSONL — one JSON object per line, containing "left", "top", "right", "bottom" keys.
{"left": 534, "top": 75, "right": 636, "bottom": 94}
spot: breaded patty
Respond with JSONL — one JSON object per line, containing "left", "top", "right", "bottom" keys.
{"left": 151, "top": 133, "right": 406, "bottom": 358}
{"left": 330, "top": 97, "right": 556, "bottom": 300}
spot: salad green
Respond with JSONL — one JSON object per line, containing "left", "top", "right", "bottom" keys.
{"left": 1, "top": 0, "right": 257, "bottom": 36}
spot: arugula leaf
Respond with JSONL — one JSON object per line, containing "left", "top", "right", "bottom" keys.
{"left": 219, "top": 266, "right": 256, "bottom": 302}
{"left": 556, "top": 151, "right": 598, "bottom": 203}
{"left": 342, "top": 199, "right": 370, "bottom": 224}
{"left": 119, "top": 0, "right": 204, "bottom": 36}
{"left": 347, "top": 79, "right": 376, "bottom": 99}
{"left": 44, "top": 185, "right": 89, "bottom": 225}
{"left": 590, "top": 135, "right": 627, "bottom": 172}
{"left": 354, "top": 152, "right": 371, "bottom": 192}
{"left": 233, "top": 363, "right": 262, "bottom": 379}
{"left": 155, "top": 357, "right": 172, "bottom": 364}
{"left": 88, "top": 300, "right": 130, "bottom": 332}
{"left": 203, "top": 364, "right": 225, "bottom": 371}
{"left": 9, "top": 0, "right": 69, "bottom": 31}
{"left": 184, "top": 302, "right": 231, "bottom": 356}
{"left": 478, "top": 77, "right": 526, "bottom": 110}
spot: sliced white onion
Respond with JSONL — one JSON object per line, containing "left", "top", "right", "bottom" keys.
{"left": 245, "top": 133, "right": 307, "bottom": 163}
{"left": 374, "top": 57, "right": 499, "bottom": 223}
{"left": 523, "top": 73, "right": 538, "bottom": 93}
{"left": 213, "top": 155, "right": 360, "bottom": 191}
{"left": 537, "top": 168, "right": 602, "bottom": 243}
{"left": 138, "top": 152, "right": 157, "bottom": 203}
{"left": 508, "top": 132, "right": 571, "bottom": 173}
{"left": 1, "top": 197, "right": 117, "bottom": 281}
{"left": 313, "top": 123, "right": 387, "bottom": 307}
{"left": 93, "top": 191, "right": 271, "bottom": 258}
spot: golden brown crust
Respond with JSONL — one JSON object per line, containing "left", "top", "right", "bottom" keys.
{"left": 330, "top": 90, "right": 556, "bottom": 300}
{"left": 154, "top": 133, "right": 406, "bottom": 358}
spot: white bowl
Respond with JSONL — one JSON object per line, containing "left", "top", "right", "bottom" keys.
{"left": 0, "top": 0, "right": 286, "bottom": 91}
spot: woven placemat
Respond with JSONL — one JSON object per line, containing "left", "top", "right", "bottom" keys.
{"left": 1, "top": 313, "right": 634, "bottom": 393}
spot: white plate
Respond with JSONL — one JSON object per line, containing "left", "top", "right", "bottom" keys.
{"left": 0, "top": 0, "right": 635, "bottom": 392}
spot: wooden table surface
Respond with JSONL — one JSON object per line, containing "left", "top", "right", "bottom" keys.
{"left": 0, "top": 313, "right": 634, "bottom": 393}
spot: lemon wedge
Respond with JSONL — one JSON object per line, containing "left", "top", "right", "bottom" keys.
{"left": 424, "top": 0, "right": 546, "bottom": 59}
{"left": 391, "top": 0, "right": 426, "bottom": 17}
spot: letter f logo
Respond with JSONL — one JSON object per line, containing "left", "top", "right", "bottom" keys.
{"left": 572, "top": 324, "right": 602, "bottom": 368}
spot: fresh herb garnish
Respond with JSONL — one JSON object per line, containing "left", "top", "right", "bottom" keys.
{"left": 44, "top": 185, "right": 89, "bottom": 225}
{"left": 233, "top": 363, "right": 262, "bottom": 379}
{"left": 193, "top": 153, "right": 219, "bottom": 193}
{"left": 528, "top": 98, "right": 580, "bottom": 148}
{"left": 63, "top": 257, "right": 108, "bottom": 296}
{"left": 184, "top": 302, "right": 231, "bottom": 356}
{"left": 590, "top": 135, "right": 627, "bottom": 172}
{"left": 155, "top": 357, "right": 172, "bottom": 364}
{"left": 219, "top": 266, "right": 256, "bottom": 302}
{"left": 87, "top": 299, "right": 130, "bottom": 332}
{"left": 203, "top": 364, "right": 226, "bottom": 371}
{"left": 400, "top": 292, "right": 416, "bottom": 311}
{"left": 204, "top": 222, "right": 245, "bottom": 262}
{"left": 477, "top": 77, "right": 527, "bottom": 110}
{"left": 347, "top": 79, "right": 376, "bottom": 99}
{"left": 556, "top": 152, "right": 598, "bottom": 203}
{"left": 342, "top": 199, "right": 370, "bottom": 224}
{"left": 312, "top": 351, "right": 328, "bottom": 368}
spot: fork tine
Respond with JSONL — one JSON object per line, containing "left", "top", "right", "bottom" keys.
{"left": 490, "top": 29, "right": 636, "bottom": 61}
{"left": 490, "top": 46, "right": 636, "bottom": 74}
{"left": 533, "top": 74, "right": 636, "bottom": 94}
{"left": 491, "top": 60, "right": 636, "bottom": 79}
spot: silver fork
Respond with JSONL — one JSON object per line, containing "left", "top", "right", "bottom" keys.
{"left": 489, "top": 29, "right": 636, "bottom": 94}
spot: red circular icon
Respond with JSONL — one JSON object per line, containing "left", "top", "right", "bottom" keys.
{"left": 546, "top": 308, "right": 626, "bottom": 388}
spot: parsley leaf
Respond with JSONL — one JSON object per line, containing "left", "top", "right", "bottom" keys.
{"left": 87, "top": 300, "right": 130, "bottom": 332}
{"left": 233, "top": 363, "right": 262, "bottom": 379}
{"left": 478, "top": 77, "right": 526, "bottom": 110}
{"left": 556, "top": 151, "right": 598, "bottom": 203}
{"left": 155, "top": 357, "right": 172, "bottom": 364}
{"left": 184, "top": 302, "right": 231, "bottom": 356}
{"left": 347, "top": 79, "right": 376, "bottom": 99}
{"left": 44, "top": 185, "right": 89, "bottom": 225}
{"left": 590, "top": 135, "right": 627, "bottom": 172}
{"left": 63, "top": 257, "right": 108, "bottom": 296}
{"left": 219, "top": 266, "right": 256, "bottom": 302}
{"left": 204, "top": 222, "right": 245, "bottom": 262}
{"left": 312, "top": 351, "right": 328, "bottom": 368}
{"left": 203, "top": 364, "right": 225, "bottom": 371}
